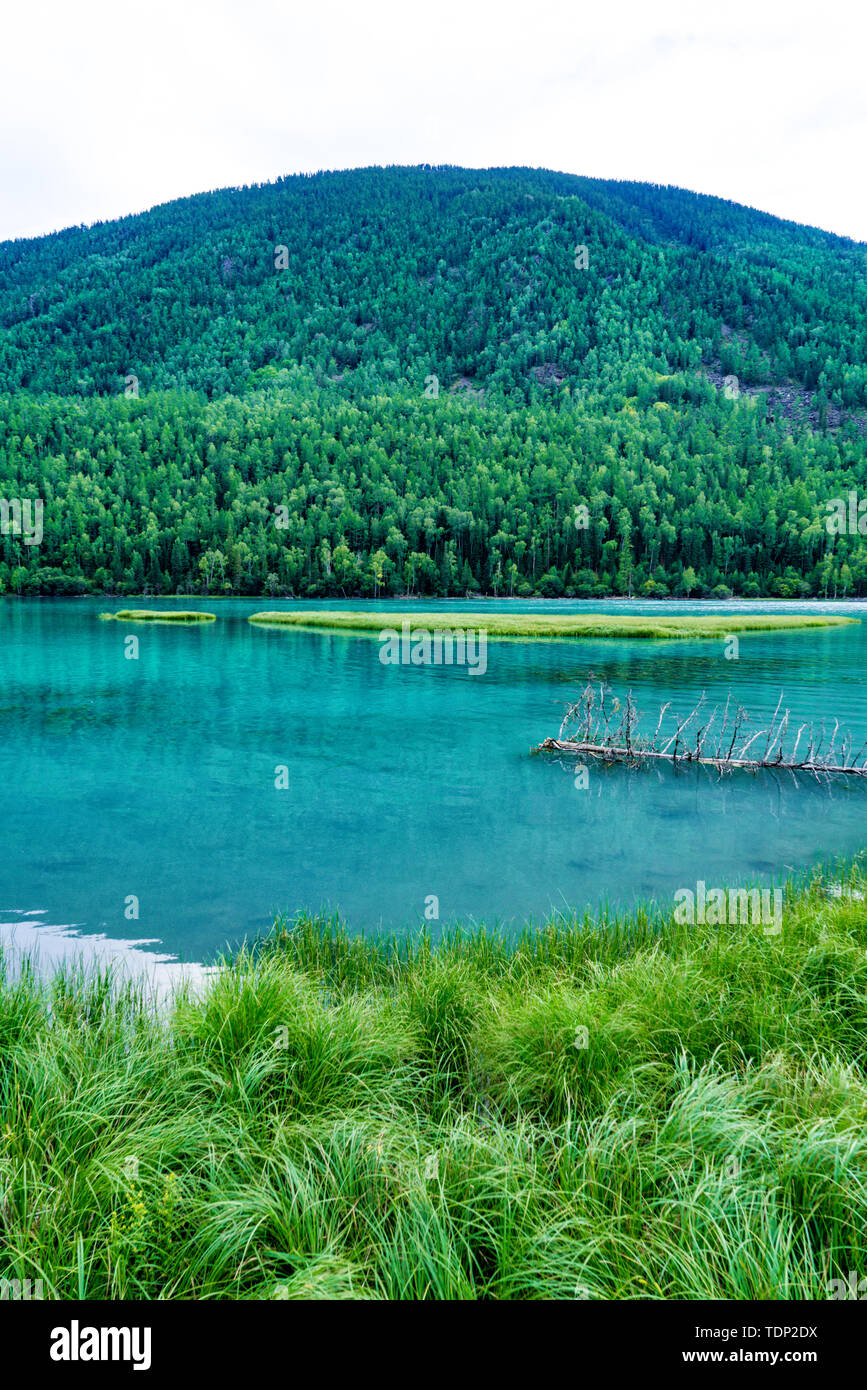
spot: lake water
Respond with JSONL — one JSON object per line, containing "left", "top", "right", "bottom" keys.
{"left": 1, "top": 597, "right": 865, "bottom": 967}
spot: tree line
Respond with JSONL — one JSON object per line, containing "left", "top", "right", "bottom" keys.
{"left": 2, "top": 372, "right": 865, "bottom": 598}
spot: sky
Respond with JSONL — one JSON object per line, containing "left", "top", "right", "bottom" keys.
{"left": 2, "top": 0, "right": 866, "bottom": 243}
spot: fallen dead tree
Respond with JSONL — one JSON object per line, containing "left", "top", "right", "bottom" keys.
{"left": 534, "top": 680, "right": 867, "bottom": 779}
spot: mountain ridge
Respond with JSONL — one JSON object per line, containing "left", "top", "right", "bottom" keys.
{"left": 2, "top": 165, "right": 865, "bottom": 407}
{"left": 0, "top": 165, "right": 865, "bottom": 600}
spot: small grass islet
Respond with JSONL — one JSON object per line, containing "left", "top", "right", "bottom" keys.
{"left": 247, "top": 609, "right": 857, "bottom": 640}
{"left": 3, "top": 859, "right": 867, "bottom": 1300}
{"left": 99, "top": 610, "right": 217, "bottom": 624}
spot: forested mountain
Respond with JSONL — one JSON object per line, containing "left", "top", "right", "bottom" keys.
{"left": 1, "top": 165, "right": 866, "bottom": 598}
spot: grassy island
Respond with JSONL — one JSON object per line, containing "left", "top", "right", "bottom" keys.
{"left": 248, "top": 610, "right": 858, "bottom": 640}
{"left": 2, "top": 860, "right": 867, "bottom": 1300}
{"left": 100, "top": 610, "right": 217, "bottom": 623}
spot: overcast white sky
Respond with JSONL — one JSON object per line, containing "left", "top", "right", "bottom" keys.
{"left": 2, "top": 0, "right": 865, "bottom": 243}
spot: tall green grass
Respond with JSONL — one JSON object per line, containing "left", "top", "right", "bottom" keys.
{"left": 2, "top": 861, "right": 866, "bottom": 1300}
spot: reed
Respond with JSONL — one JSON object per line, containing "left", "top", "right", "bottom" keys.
{"left": 2, "top": 858, "right": 866, "bottom": 1300}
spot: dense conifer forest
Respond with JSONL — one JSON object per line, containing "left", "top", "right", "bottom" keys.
{"left": 1, "top": 165, "right": 865, "bottom": 598}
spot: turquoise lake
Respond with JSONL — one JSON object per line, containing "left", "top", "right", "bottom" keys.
{"left": 1, "top": 597, "right": 865, "bottom": 965}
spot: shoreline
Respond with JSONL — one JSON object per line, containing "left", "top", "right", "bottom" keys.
{"left": 5, "top": 593, "right": 867, "bottom": 605}
{"left": 0, "top": 914, "right": 219, "bottom": 1007}
{"left": 3, "top": 853, "right": 866, "bottom": 1300}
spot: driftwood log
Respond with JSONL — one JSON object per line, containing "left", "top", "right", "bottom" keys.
{"left": 534, "top": 681, "right": 867, "bottom": 780}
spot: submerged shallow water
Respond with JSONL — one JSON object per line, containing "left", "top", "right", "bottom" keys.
{"left": 1, "top": 597, "right": 865, "bottom": 965}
